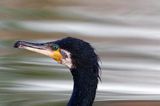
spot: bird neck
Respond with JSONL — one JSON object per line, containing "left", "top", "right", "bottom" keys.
{"left": 68, "top": 67, "right": 98, "bottom": 106}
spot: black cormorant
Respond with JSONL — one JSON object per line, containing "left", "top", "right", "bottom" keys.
{"left": 14, "top": 37, "right": 100, "bottom": 106}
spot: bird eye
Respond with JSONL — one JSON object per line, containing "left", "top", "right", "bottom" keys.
{"left": 52, "top": 44, "right": 59, "bottom": 50}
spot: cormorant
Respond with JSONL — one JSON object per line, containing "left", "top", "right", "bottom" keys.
{"left": 14, "top": 37, "right": 100, "bottom": 106}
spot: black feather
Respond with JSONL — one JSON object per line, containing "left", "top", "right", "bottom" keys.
{"left": 55, "top": 37, "right": 101, "bottom": 106}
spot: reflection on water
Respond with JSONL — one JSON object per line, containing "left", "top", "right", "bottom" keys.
{"left": 1, "top": 0, "right": 160, "bottom": 106}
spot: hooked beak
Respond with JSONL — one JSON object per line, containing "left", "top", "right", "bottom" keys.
{"left": 14, "top": 41, "right": 63, "bottom": 63}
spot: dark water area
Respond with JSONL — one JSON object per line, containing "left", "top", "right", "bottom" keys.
{"left": 1, "top": 0, "right": 160, "bottom": 106}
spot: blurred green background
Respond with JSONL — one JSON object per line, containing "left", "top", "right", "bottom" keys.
{"left": 1, "top": 0, "right": 160, "bottom": 106}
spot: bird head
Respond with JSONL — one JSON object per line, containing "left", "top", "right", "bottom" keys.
{"left": 14, "top": 37, "right": 100, "bottom": 105}
{"left": 14, "top": 37, "right": 99, "bottom": 70}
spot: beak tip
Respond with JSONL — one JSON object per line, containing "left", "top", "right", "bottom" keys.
{"left": 14, "top": 41, "right": 22, "bottom": 48}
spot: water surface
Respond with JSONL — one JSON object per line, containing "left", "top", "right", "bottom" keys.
{"left": 1, "top": 0, "right": 160, "bottom": 106}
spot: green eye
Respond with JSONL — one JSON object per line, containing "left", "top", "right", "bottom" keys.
{"left": 52, "top": 44, "right": 59, "bottom": 50}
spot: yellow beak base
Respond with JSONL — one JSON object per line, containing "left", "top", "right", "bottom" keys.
{"left": 50, "top": 49, "right": 63, "bottom": 63}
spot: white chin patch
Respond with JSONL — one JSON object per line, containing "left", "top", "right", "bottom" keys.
{"left": 60, "top": 49, "right": 73, "bottom": 69}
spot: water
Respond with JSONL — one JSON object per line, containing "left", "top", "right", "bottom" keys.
{"left": 1, "top": 0, "right": 160, "bottom": 106}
